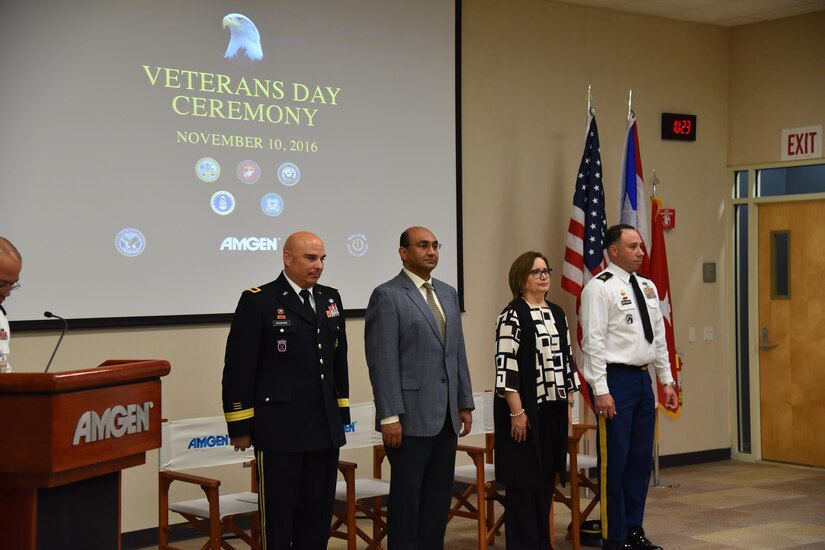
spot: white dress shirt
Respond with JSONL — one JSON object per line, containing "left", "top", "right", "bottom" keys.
{"left": 579, "top": 263, "right": 672, "bottom": 395}
{"left": 283, "top": 271, "right": 315, "bottom": 311}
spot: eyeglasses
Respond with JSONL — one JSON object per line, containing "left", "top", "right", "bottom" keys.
{"left": 407, "top": 241, "right": 442, "bottom": 251}
{"left": 529, "top": 268, "right": 552, "bottom": 279}
{"left": 0, "top": 281, "right": 20, "bottom": 292}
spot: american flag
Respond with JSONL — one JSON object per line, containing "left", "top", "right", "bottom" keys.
{"left": 562, "top": 112, "right": 607, "bottom": 411}
{"left": 561, "top": 112, "right": 608, "bottom": 306}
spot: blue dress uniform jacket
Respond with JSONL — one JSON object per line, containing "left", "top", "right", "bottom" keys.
{"left": 222, "top": 272, "right": 350, "bottom": 452}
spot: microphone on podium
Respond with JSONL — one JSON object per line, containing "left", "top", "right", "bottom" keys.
{"left": 44, "top": 311, "right": 68, "bottom": 373}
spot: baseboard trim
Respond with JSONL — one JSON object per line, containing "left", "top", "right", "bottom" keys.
{"left": 658, "top": 448, "right": 731, "bottom": 468}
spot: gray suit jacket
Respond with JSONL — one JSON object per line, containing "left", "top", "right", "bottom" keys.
{"left": 365, "top": 270, "right": 474, "bottom": 437}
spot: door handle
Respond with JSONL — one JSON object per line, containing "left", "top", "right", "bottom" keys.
{"left": 760, "top": 326, "right": 778, "bottom": 351}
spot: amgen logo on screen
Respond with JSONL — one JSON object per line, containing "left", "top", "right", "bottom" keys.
{"left": 219, "top": 237, "right": 280, "bottom": 251}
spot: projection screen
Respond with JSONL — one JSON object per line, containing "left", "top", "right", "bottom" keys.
{"left": 0, "top": 0, "right": 461, "bottom": 326}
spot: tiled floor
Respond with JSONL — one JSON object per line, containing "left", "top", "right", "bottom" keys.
{"left": 640, "top": 461, "right": 825, "bottom": 549}
{"left": 149, "top": 460, "right": 825, "bottom": 549}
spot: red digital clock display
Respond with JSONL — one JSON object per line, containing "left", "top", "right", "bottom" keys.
{"left": 661, "top": 113, "right": 697, "bottom": 141}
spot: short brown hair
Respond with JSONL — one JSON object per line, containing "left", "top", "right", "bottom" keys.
{"left": 508, "top": 251, "right": 549, "bottom": 300}
{"left": 605, "top": 223, "right": 638, "bottom": 248}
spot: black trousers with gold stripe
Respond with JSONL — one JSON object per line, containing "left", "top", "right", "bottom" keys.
{"left": 256, "top": 447, "right": 339, "bottom": 550}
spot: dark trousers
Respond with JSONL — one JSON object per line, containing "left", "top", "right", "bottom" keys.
{"left": 596, "top": 368, "right": 655, "bottom": 542}
{"left": 384, "top": 417, "right": 457, "bottom": 550}
{"left": 503, "top": 482, "right": 554, "bottom": 550}
{"left": 256, "top": 447, "right": 339, "bottom": 550}
{"left": 502, "top": 401, "right": 564, "bottom": 550}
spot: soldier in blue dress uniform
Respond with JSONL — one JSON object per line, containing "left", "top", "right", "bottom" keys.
{"left": 580, "top": 224, "right": 678, "bottom": 550}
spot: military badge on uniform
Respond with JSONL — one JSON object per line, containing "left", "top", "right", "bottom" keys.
{"left": 626, "top": 314, "right": 634, "bottom": 324}
{"left": 644, "top": 286, "right": 655, "bottom": 298}
{"left": 277, "top": 339, "right": 287, "bottom": 352}
{"left": 619, "top": 290, "right": 632, "bottom": 306}
{"left": 326, "top": 302, "right": 340, "bottom": 318}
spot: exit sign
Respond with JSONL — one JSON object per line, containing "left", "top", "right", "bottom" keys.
{"left": 781, "top": 125, "right": 822, "bottom": 161}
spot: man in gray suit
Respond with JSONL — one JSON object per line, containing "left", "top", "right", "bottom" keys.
{"left": 365, "top": 226, "right": 474, "bottom": 550}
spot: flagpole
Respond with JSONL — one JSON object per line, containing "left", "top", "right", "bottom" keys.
{"left": 627, "top": 89, "right": 633, "bottom": 120}
{"left": 650, "top": 170, "right": 679, "bottom": 489}
{"left": 582, "top": 84, "right": 593, "bottom": 430}
{"left": 652, "top": 411, "right": 680, "bottom": 489}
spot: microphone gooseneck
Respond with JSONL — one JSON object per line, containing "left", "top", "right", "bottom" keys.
{"left": 43, "top": 311, "right": 69, "bottom": 373}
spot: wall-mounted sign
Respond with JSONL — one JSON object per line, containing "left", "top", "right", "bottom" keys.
{"left": 781, "top": 125, "right": 822, "bottom": 161}
{"left": 659, "top": 208, "right": 676, "bottom": 230}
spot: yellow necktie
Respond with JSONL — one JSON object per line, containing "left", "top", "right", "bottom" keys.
{"left": 424, "top": 282, "right": 446, "bottom": 340}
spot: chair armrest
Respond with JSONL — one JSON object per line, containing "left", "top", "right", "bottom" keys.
{"left": 338, "top": 461, "right": 356, "bottom": 492}
{"left": 373, "top": 444, "right": 387, "bottom": 478}
{"left": 457, "top": 444, "right": 486, "bottom": 455}
{"left": 572, "top": 423, "right": 597, "bottom": 440}
{"left": 159, "top": 469, "right": 221, "bottom": 489}
{"left": 249, "top": 458, "right": 259, "bottom": 493}
{"left": 456, "top": 445, "right": 487, "bottom": 476}
{"left": 338, "top": 460, "right": 358, "bottom": 475}
{"left": 485, "top": 432, "right": 495, "bottom": 463}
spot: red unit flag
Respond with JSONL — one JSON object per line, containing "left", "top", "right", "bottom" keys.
{"left": 649, "top": 197, "right": 682, "bottom": 417}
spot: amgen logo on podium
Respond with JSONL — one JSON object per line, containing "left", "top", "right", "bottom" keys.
{"left": 72, "top": 402, "right": 154, "bottom": 445}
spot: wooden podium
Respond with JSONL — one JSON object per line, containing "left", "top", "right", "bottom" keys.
{"left": 0, "top": 359, "right": 171, "bottom": 550}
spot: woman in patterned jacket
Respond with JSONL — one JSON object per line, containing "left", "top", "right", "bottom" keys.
{"left": 493, "top": 250, "right": 580, "bottom": 549}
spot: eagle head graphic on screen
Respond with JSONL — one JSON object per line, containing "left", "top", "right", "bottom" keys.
{"left": 222, "top": 13, "right": 263, "bottom": 65}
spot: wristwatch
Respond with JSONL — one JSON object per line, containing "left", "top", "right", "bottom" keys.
{"left": 663, "top": 382, "right": 676, "bottom": 387}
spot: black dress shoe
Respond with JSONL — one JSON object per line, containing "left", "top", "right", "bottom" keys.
{"left": 626, "top": 528, "right": 663, "bottom": 550}
{"left": 602, "top": 540, "right": 633, "bottom": 550}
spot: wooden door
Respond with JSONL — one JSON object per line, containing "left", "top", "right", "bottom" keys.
{"left": 758, "top": 200, "right": 825, "bottom": 467}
